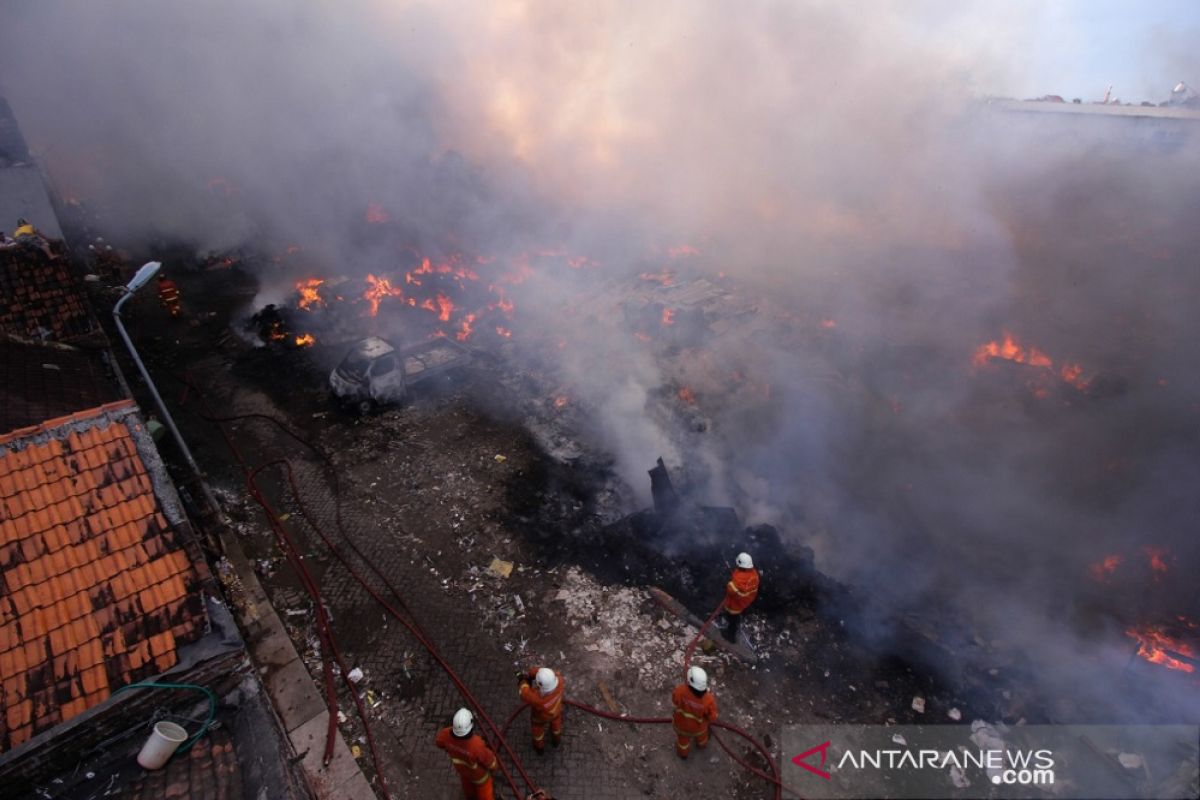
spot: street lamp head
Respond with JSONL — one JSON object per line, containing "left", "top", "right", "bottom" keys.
{"left": 126, "top": 261, "right": 162, "bottom": 293}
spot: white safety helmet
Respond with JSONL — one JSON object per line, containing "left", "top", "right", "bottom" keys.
{"left": 535, "top": 667, "right": 558, "bottom": 694}
{"left": 452, "top": 707, "right": 474, "bottom": 737}
{"left": 686, "top": 666, "right": 708, "bottom": 693}
{"left": 736, "top": 552, "right": 753, "bottom": 569}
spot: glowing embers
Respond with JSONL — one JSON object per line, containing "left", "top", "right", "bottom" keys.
{"left": 1088, "top": 546, "right": 1171, "bottom": 584}
{"left": 1126, "top": 620, "right": 1198, "bottom": 674}
{"left": 294, "top": 333, "right": 316, "bottom": 347}
{"left": 972, "top": 332, "right": 1091, "bottom": 394}
{"left": 406, "top": 256, "right": 480, "bottom": 287}
{"left": 1088, "top": 554, "right": 1123, "bottom": 583}
{"left": 640, "top": 271, "right": 675, "bottom": 286}
{"left": 456, "top": 313, "right": 476, "bottom": 342}
{"left": 365, "top": 202, "right": 390, "bottom": 224}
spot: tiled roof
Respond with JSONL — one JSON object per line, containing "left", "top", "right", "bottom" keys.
{"left": 0, "top": 246, "right": 93, "bottom": 343}
{"left": 0, "top": 340, "right": 121, "bottom": 436}
{"left": 0, "top": 400, "right": 207, "bottom": 751}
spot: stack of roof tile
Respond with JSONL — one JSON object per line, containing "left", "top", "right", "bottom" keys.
{"left": 0, "top": 400, "right": 206, "bottom": 751}
{"left": 0, "top": 247, "right": 93, "bottom": 342}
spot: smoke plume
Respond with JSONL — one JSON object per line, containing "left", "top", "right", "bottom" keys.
{"left": 3, "top": 1, "right": 1198, "bottom": 722}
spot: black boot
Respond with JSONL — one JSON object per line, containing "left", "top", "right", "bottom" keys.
{"left": 723, "top": 613, "right": 741, "bottom": 643}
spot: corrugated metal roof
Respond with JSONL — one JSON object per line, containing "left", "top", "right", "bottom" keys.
{"left": 0, "top": 166, "right": 63, "bottom": 240}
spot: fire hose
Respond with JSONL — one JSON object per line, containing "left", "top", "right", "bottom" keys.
{"left": 178, "top": 376, "right": 538, "bottom": 798}
{"left": 499, "top": 699, "right": 805, "bottom": 799}
{"left": 178, "top": 374, "right": 802, "bottom": 798}
{"left": 179, "top": 375, "right": 386, "bottom": 789}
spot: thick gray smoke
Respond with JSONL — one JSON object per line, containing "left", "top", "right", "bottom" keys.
{"left": 4, "top": 1, "right": 1198, "bottom": 723}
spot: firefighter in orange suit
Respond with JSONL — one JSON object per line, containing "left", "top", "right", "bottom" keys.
{"left": 435, "top": 708, "right": 499, "bottom": 800}
{"left": 518, "top": 665, "right": 565, "bottom": 752}
{"left": 672, "top": 666, "right": 718, "bottom": 758}
{"left": 722, "top": 551, "right": 760, "bottom": 642}
{"left": 157, "top": 273, "right": 182, "bottom": 317}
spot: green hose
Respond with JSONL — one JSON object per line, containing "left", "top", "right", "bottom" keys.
{"left": 113, "top": 681, "right": 217, "bottom": 755}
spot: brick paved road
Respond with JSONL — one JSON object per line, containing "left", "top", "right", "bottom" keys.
{"left": 177, "top": 358, "right": 754, "bottom": 799}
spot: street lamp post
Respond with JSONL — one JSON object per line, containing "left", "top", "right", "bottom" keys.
{"left": 112, "top": 262, "right": 207, "bottom": 482}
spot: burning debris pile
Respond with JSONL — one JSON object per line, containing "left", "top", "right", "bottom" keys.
{"left": 243, "top": 247, "right": 537, "bottom": 351}
{"left": 971, "top": 331, "right": 1125, "bottom": 399}
{"left": 1126, "top": 620, "right": 1199, "bottom": 676}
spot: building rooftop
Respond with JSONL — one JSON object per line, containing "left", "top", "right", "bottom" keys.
{"left": 989, "top": 97, "right": 1200, "bottom": 122}
{"left": 0, "top": 400, "right": 208, "bottom": 751}
{"left": 0, "top": 246, "right": 94, "bottom": 343}
{"left": 0, "top": 339, "right": 122, "bottom": 436}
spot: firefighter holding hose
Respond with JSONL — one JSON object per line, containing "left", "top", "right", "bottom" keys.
{"left": 672, "top": 666, "right": 718, "bottom": 759}
{"left": 722, "top": 552, "right": 760, "bottom": 643}
{"left": 435, "top": 708, "right": 500, "bottom": 800}
{"left": 157, "top": 273, "right": 182, "bottom": 317}
{"left": 518, "top": 665, "right": 565, "bottom": 753}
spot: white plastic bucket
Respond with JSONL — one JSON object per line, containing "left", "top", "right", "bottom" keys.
{"left": 136, "top": 721, "right": 188, "bottom": 770}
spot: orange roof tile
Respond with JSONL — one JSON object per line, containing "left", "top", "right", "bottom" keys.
{"left": 0, "top": 401, "right": 208, "bottom": 751}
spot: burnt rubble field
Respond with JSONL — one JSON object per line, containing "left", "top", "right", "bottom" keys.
{"left": 107, "top": 243, "right": 1198, "bottom": 798}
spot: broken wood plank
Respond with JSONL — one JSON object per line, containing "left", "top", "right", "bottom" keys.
{"left": 597, "top": 681, "right": 621, "bottom": 714}
{"left": 648, "top": 586, "right": 757, "bottom": 663}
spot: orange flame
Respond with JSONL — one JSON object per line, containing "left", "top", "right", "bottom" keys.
{"left": 634, "top": 331, "right": 651, "bottom": 342}
{"left": 553, "top": 395, "right": 569, "bottom": 408}
{"left": 495, "top": 326, "right": 512, "bottom": 338}
{"left": 662, "top": 308, "right": 675, "bottom": 326}
{"left": 366, "top": 203, "right": 390, "bottom": 224}
{"left": 973, "top": 333, "right": 1052, "bottom": 368}
{"left": 435, "top": 293, "right": 454, "bottom": 322}
{"left": 456, "top": 313, "right": 476, "bottom": 341}
{"left": 678, "top": 386, "right": 696, "bottom": 405}
{"left": 294, "top": 333, "right": 315, "bottom": 347}
{"left": 364, "top": 274, "right": 405, "bottom": 316}
{"left": 1126, "top": 625, "right": 1196, "bottom": 673}
{"left": 1088, "top": 554, "right": 1123, "bottom": 582}
{"left": 668, "top": 244, "right": 698, "bottom": 259}
{"left": 296, "top": 278, "right": 325, "bottom": 311}
{"left": 820, "top": 318, "right": 837, "bottom": 330}
{"left": 974, "top": 332, "right": 1093, "bottom": 392}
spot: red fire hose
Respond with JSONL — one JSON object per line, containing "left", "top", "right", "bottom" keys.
{"left": 179, "top": 377, "right": 539, "bottom": 798}
{"left": 500, "top": 699, "right": 804, "bottom": 799}
{"left": 180, "top": 375, "right": 393, "bottom": 795}
{"left": 179, "top": 373, "right": 802, "bottom": 799}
